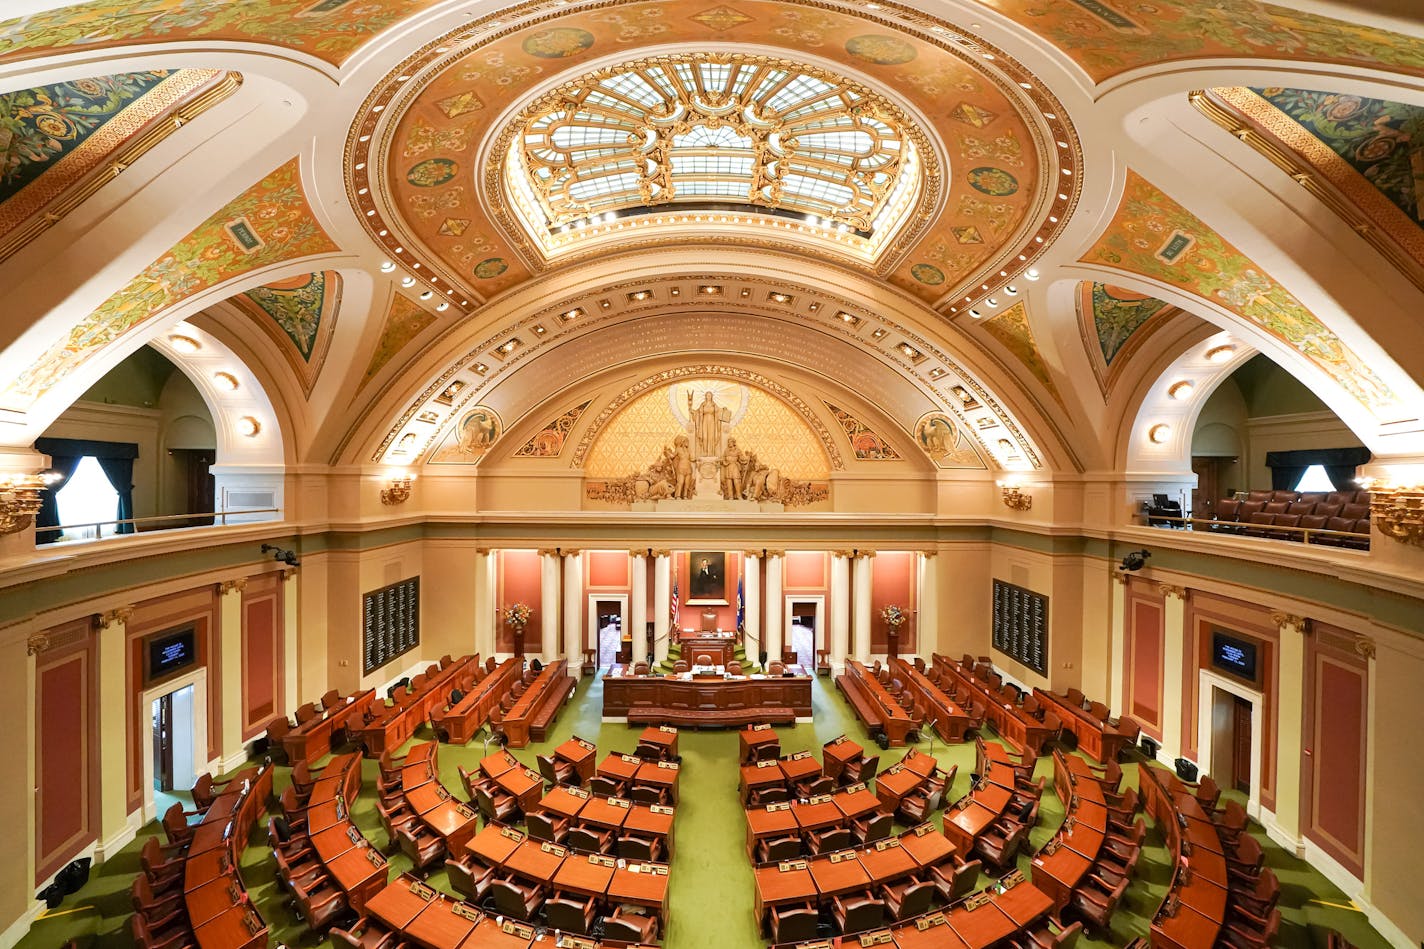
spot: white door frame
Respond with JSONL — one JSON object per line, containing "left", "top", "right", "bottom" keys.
{"left": 141, "top": 668, "right": 213, "bottom": 822}
{"left": 588, "top": 594, "right": 628, "bottom": 664}
{"left": 1196, "top": 668, "right": 1264, "bottom": 820}
{"left": 784, "top": 595, "right": 825, "bottom": 664}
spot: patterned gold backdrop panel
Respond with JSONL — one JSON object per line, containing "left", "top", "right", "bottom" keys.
{"left": 584, "top": 381, "right": 830, "bottom": 480}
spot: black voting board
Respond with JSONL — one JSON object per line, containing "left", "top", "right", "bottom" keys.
{"left": 991, "top": 579, "right": 1047, "bottom": 675}
{"left": 363, "top": 576, "right": 420, "bottom": 675}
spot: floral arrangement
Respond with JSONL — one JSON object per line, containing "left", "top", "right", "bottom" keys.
{"left": 881, "top": 604, "right": 907, "bottom": 629}
{"left": 504, "top": 602, "right": 533, "bottom": 630}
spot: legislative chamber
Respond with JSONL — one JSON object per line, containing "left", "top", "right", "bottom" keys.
{"left": 2, "top": 1, "right": 1421, "bottom": 948}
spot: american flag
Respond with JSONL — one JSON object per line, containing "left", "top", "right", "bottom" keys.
{"left": 670, "top": 579, "right": 680, "bottom": 629}
{"left": 736, "top": 576, "right": 745, "bottom": 632}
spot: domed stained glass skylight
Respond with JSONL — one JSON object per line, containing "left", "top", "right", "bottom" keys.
{"left": 506, "top": 54, "right": 920, "bottom": 242}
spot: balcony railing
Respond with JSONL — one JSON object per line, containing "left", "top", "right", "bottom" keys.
{"left": 35, "top": 508, "right": 280, "bottom": 544}
{"left": 1143, "top": 514, "right": 1369, "bottom": 550}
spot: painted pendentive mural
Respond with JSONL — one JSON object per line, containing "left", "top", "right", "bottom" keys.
{"left": 514, "top": 400, "right": 591, "bottom": 458}
{"left": 1076, "top": 281, "right": 1177, "bottom": 393}
{"left": 980, "top": 301, "right": 1065, "bottom": 410}
{"left": 429, "top": 406, "right": 502, "bottom": 463}
{"left": 358, "top": 292, "right": 435, "bottom": 392}
{"left": 1083, "top": 170, "right": 1402, "bottom": 418}
{"left": 913, "top": 412, "right": 987, "bottom": 469}
{"left": 1, "top": 156, "right": 338, "bottom": 411}
{"left": 235, "top": 271, "right": 342, "bottom": 396}
{"left": 823, "top": 402, "right": 901, "bottom": 461}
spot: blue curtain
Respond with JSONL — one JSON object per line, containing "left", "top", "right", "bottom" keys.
{"left": 95, "top": 456, "right": 136, "bottom": 534}
{"left": 34, "top": 454, "right": 81, "bottom": 545}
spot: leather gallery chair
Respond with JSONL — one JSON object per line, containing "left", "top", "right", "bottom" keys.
{"left": 930, "top": 858, "right": 982, "bottom": 904}
{"left": 396, "top": 824, "right": 446, "bottom": 871}
{"left": 852, "top": 811, "right": 893, "bottom": 846}
{"left": 527, "top": 810, "right": 570, "bottom": 844}
{"left": 265, "top": 717, "right": 294, "bottom": 763}
{"left": 881, "top": 879, "right": 935, "bottom": 921}
{"left": 806, "top": 826, "right": 853, "bottom": 855}
{"left": 770, "top": 902, "right": 820, "bottom": 943}
{"left": 130, "top": 876, "right": 185, "bottom": 931}
{"left": 445, "top": 853, "right": 495, "bottom": 902}
{"left": 794, "top": 774, "right": 835, "bottom": 798}
{"left": 291, "top": 759, "right": 319, "bottom": 801}
{"left": 672, "top": 660, "right": 690, "bottom": 674}
{"left": 975, "top": 820, "right": 1029, "bottom": 872}
{"left": 1230, "top": 867, "right": 1280, "bottom": 920}
{"left": 1193, "top": 775, "right": 1222, "bottom": 812}
{"left": 279, "top": 786, "right": 310, "bottom": 831}
{"left": 1227, "top": 833, "right": 1265, "bottom": 885}
{"left": 292, "top": 870, "right": 350, "bottom": 931}
{"left": 545, "top": 894, "right": 597, "bottom": 934}
{"left": 1105, "top": 788, "right": 1141, "bottom": 830}
{"left": 318, "top": 688, "right": 341, "bottom": 711}
{"left": 568, "top": 824, "right": 614, "bottom": 854}
{"left": 295, "top": 701, "right": 319, "bottom": 725}
{"left": 267, "top": 816, "right": 316, "bottom": 867}
{"left": 491, "top": 876, "right": 548, "bottom": 921}
{"left": 604, "top": 907, "right": 659, "bottom": 943}
{"left": 190, "top": 772, "right": 226, "bottom": 810}
{"left": 897, "top": 766, "right": 954, "bottom": 825}
{"left": 537, "top": 754, "right": 578, "bottom": 788}
{"left": 129, "top": 912, "right": 195, "bottom": 949}
{"left": 726, "top": 660, "right": 743, "bottom": 676}
{"left": 833, "top": 893, "right": 887, "bottom": 935}
{"left": 1100, "top": 817, "right": 1145, "bottom": 874}
{"left": 617, "top": 834, "right": 663, "bottom": 862}
{"left": 376, "top": 798, "right": 417, "bottom": 848}
{"left": 757, "top": 835, "right": 802, "bottom": 863}
{"left": 749, "top": 786, "right": 789, "bottom": 807}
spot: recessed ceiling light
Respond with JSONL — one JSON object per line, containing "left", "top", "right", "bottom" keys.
{"left": 1168, "top": 380, "right": 1195, "bottom": 400}
{"left": 168, "top": 334, "right": 201, "bottom": 353}
{"left": 969, "top": 309, "right": 982, "bottom": 319}
{"left": 1148, "top": 423, "right": 1171, "bottom": 444}
{"left": 380, "top": 261, "right": 395, "bottom": 272}
{"left": 1025, "top": 269, "right": 1040, "bottom": 280}
{"left": 1206, "top": 344, "right": 1236, "bottom": 363}
{"left": 436, "top": 303, "right": 449, "bottom": 312}
{"left": 213, "top": 372, "right": 239, "bottom": 391}
{"left": 420, "top": 290, "right": 434, "bottom": 300}
{"left": 238, "top": 416, "right": 261, "bottom": 438}
{"left": 401, "top": 276, "right": 416, "bottom": 287}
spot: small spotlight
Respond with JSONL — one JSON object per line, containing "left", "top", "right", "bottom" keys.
{"left": 1118, "top": 549, "right": 1150, "bottom": 572}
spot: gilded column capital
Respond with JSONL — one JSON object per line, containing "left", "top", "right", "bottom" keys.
{"left": 536, "top": 548, "right": 560, "bottom": 558}
{"left": 218, "top": 578, "right": 248, "bottom": 596}
{"left": 649, "top": 548, "right": 672, "bottom": 558}
{"left": 1157, "top": 583, "right": 1186, "bottom": 600}
{"left": 628, "top": 548, "right": 648, "bottom": 559}
{"left": 1353, "top": 635, "right": 1377, "bottom": 661}
{"left": 562, "top": 549, "right": 582, "bottom": 558}
{"left": 1110, "top": 571, "right": 1128, "bottom": 585}
{"left": 1270, "top": 611, "right": 1306, "bottom": 631}
{"left": 830, "top": 548, "right": 854, "bottom": 559}
{"left": 742, "top": 550, "right": 762, "bottom": 560}
{"left": 765, "top": 549, "right": 785, "bottom": 559}
{"left": 26, "top": 632, "right": 51, "bottom": 656}
{"left": 475, "top": 547, "right": 493, "bottom": 556}
{"left": 854, "top": 550, "right": 877, "bottom": 560}
{"left": 98, "top": 606, "right": 134, "bottom": 629}
{"left": 920, "top": 549, "right": 938, "bottom": 560}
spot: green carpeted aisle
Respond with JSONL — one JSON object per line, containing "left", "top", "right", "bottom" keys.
{"left": 22, "top": 671, "right": 1392, "bottom": 948}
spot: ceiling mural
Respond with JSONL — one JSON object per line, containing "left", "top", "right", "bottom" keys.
{"left": 973, "top": 0, "right": 1424, "bottom": 84}
{"left": 912, "top": 411, "right": 986, "bottom": 469}
{"left": 358, "top": 292, "right": 436, "bottom": 392}
{"left": 1082, "top": 170, "right": 1403, "bottom": 419}
{"left": 0, "top": 0, "right": 442, "bottom": 68}
{"left": 514, "top": 400, "right": 592, "bottom": 458}
{"left": 822, "top": 402, "right": 902, "bottom": 461}
{"left": 0, "top": 156, "right": 338, "bottom": 412}
{"left": 353, "top": 0, "right": 1076, "bottom": 314}
{"left": 428, "top": 405, "right": 502, "bottom": 464}
{"left": 234, "top": 271, "right": 342, "bottom": 396}
{"left": 0, "top": 69, "right": 235, "bottom": 262}
{"left": 1076, "top": 281, "right": 1175, "bottom": 393}
{"left": 1203, "top": 87, "right": 1424, "bottom": 287}
{"left": 980, "top": 301, "right": 1064, "bottom": 410}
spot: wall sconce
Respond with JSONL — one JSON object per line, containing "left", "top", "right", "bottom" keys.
{"left": 1000, "top": 483, "right": 1032, "bottom": 511}
{"left": 381, "top": 473, "right": 415, "bottom": 505}
{"left": 1370, "top": 484, "right": 1424, "bottom": 547}
{"left": 0, "top": 472, "right": 59, "bottom": 535}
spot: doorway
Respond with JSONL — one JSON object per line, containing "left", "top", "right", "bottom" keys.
{"left": 141, "top": 669, "right": 209, "bottom": 822}
{"left": 785, "top": 597, "right": 823, "bottom": 669}
{"left": 1196, "top": 669, "right": 1263, "bottom": 817}
{"left": 589, "top": 595, "right": 628, "bottom": 669}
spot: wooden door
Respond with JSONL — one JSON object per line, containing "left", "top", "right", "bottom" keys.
{"left": 1231, "top": 695, "right": 1252, "bottom": 794}
{"left": 153, "top": 693, "right": 174, "bottom": 792}
{"left": 1191, "top": 457, "right": 1222, "bottom": 518}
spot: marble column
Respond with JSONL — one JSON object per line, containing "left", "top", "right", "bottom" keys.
{"left": 742, "top": 551, "right": 761, "bottom": 664}
{"left": 474, "top": 549, "right": 495, "bottom": 658}
{"left": 539, "top": 549, "right": 561, "bottom": 663}
{"left": 652, "top": 550, "right": 672, "bottom": 663}
{"left": 630, "top": 551, "right": 648, "bottom": 666}
{"left": 1158, "top": 583, "right": 1187, "bottom": 763}
{"left": 96, "top": 606, "right": 134, "bottom": 859}
{"left": 763, "top": 550, "right": 784, "bottom": 664}
{"left": 917, "top": 551, "right": 937, "bottom": 659}
{"left": 217, "top": 578, "right": 247, "bottom": 770}
{"left": 563, "top": 550, "right": 583, "bottom": 667}
{"left": 852, "top": 551, "right": 875, "bottom": 662}
{"left": 830, "top": 551, "right": 851, "bottom": 676}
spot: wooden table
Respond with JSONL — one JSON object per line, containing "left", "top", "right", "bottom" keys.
{"left": 822, "top": 735, "right": 863, "bottom": 780}
{"left": 554, "top": 737, "right": 598, "bottom": 782}
{"left": 874, "top": 764, "right": 925, "bottom": 812}
{"left": 552, "top": 853, "right": 616, "bottom": 898}
{"left": 406, "top": 899, "right": 479, "bottom": 947}
{"left": 740, "top": 725, "right": 781, "bottom": 763}
{"left": 597, "top": 752, "right": 642, "bottom": 784}
{"left": 745, "top": 805, "right": 799, "bottom": 855}
{"left": 607, "top": 862, "right": 670, "bottom": 923}
{"left": 539, "top": 784, "right": 591, "bottom": 821}
{"left": 639, "top": 725, "right": 679, "bottom": 757}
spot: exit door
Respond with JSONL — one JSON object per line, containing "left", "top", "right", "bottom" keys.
{"left": 152, "top": 684, "right": 196, "bottom": 793}
{"left": 152, "top": 693, "right": 173, "bottom": 792}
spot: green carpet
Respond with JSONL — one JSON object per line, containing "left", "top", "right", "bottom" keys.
{"left": 22, "top": 672, "right": 1391, "bottom": 948}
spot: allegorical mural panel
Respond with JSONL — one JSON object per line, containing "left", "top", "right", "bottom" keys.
{"left": 514, "top": 400, "right": 591, "bottom": 458}
{"left": 235, "top": 271, "right": 341, "bottom": 396}
{"left": 912, "top": 412, "right": 987, "bottom": 469}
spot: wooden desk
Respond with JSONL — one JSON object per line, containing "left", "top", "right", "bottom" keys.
{"left": 892, "top": 658, "right": 973, "bottom": 744}
{"left": 553, "top": 853, "right": 615, "bottom": 898}
{"left": 858, "top": 838, "right": 917, "bottom": 882}
{"left": 579, "top": 796, "right": 632, "bottom": 832}
{"left": 504, "top": 838, "right": 566, "bottom": 882}
{"left": 326, "top": 846, "right": 388, "bottom": 913}
{"left": 1141, "top": 763, "right": 1228, "bottom": 949}
{"left": 352, "top": 656, "right": 475, "bottom": 756}
{"left": 639, "top": 724, "right": 679, "bottom": 757}
{"left": 875, "top": 763, "right": 927, "bottom": 812}
{"left": 1033, "top": 688, "right": 1132, "bottom": 762}
{"left": 193, "top": 906, "right": 265, "bottom": 949}
{"left": 740, "top": 760, "right": 787, "bottom": 800}
{"left": 607, "top": 862, "right": 670, "bottom": 923}
{"left": 603, "top": 670, "right": 812, "bottom": 726}
{"left": 539, "top": 784, "right": 591, "bottom": 821}
{"left": 680, "top": 633, "right": 737, "bottom": 667}
{"left": 282, "top": 690, "right": 375, "bottom": 765}
{"left": 489, "top": 763, "right": 544, "bottom": 812}
{"left": 833, "top": 786, "right": 883, "bottom": 822}
{"left": 780, "top": 751, "right": 821, "bottom": 785}
{"left": 554, "top": 737, "right": 598, "bottom": 782}
{"left": 466, "top": 824, "right": 525, "bottom": 868}
{"left": 932, "top": 655, "right": 1057, "bottom": 756}
{"left": 893, "top": 913, "right": 970, "bottom": 949}
{"left": 597, "top": 752, "right": 642, "bottom": 784}
{"left": 745, "top": 805, "right": 799, "bottom": 855}
{"left": 431, "top": 659, "right": 517, "bottom": 745}
{"left": 899, "top": 823, "right": 956, "bottom": 868}
{"left": 187, "top": 877, "right": 242, "bottom": 926}
{"left": 822, "top": 735, "right": 863, "bottom": 780}
{"left": 623, "top": 802, "right": 675, "bottom": 845}
{"left": 791, "top": 798, "right": 843, "bottom": 833}
{"left": 754, "top": 862, "right": 817, "bottom": 924}
{"left": 809, "top": 853, "right": 870, "bottom": 897}
{"left": 366, "top": 877, "right": 441, "bottom": 930}
{"left": 740, "top": 725, "right": 781, "bottom": 763}
{"left": 406, "top": 898, "right": 480, "bottom": 947}
{"left": 634, "top": 760, "right": 679, "bottom": 800}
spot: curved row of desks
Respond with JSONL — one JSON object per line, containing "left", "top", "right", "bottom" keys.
{"left": 931, "top": 655, "right": 1059, "bottom": 757}
{"left": 940, "top": 740, "right": 1021, "bottom": 856}
{"left": 182, "top": 763, "right": 274, "bottom": 949}
{"left": 890, "top": 658, "right": 974, "bottom": 744}
{"left": 304, "top": 751, "right": 391, "bottom": 913}
{"left": 1027, "top": 751, "right": 1108, "bottom": 912}
{"left": 1140, "top": 764, "right": 1230, "bottom": 949}
{"left": 745, "top": 785, "right": 883, "bottom": 855}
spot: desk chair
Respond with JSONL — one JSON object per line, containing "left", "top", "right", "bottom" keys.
{"left": 375, "top": 798, "right": 418, "bottom": 849}
{"left": 881, "top": 879, "right": 935, "bottom": 921}
{"left": 528, "top": 811, "right": 570, "bottom": 844}
{"left": 1105, "top": 788, "right": 1141, "bottom": 830}
{"left": 568, "top": 824, "right": 614, "bottom": 853}
{"left": 130, "top": 876, "right": 185, "bottom": 932}
{"left": 617, "top": 834, "right": 663, "bottom": 862}
{"left": 603, "top": 907, "right": 658, "bottom": 943}
{"left": 546, "top": 894, "right": 597, "bottom": 934}
{"left": 275, "top": 844, "right": 326, "bottom": 893}
{"left": 445, "top": 853, "right": 495, "bottom": 902}
{"left": 851, "top": 811, "right": 893, "bottom": 845}
{"left": 317, "top": 688, "right": 341, "bottom": 711}
{"left": 457, "top": 765, "right": 488, "bottom": 802}
{"left": 538, "top": 754, "right": 578, "bottom": 788}
{"left": 770, "top": 902, "right": 819, "bottom": 943}
{"left": 1101, "top": 817, "right": 1145, "bottom": 871}
{"left": 794, "top": 775, "right": 834, "bottom": 798}
{"left": 190, "top": 772, "right": 229, "bottom": 810}
{"left": 1091, "top": 849, "right": 1140, "bottom": 890}
{"left": 974, "top": 819, "right": 1029, "bottom": 872}
{"left": 1231, "top": 867, "right": 1280, "bottom": 919}
{"left": 833, "top": 892, "right": 886, "bottom": 935}
{"left": 1214, "top": 799, "right": 1248, "bottom": 846}
{"left": 139, "top": 838, "right": 185, "bottom": 893}
{"left": 491, "top": 876, "right": 547, "bottom": 921}
{"left": 1068, "top": 875, "right": 1126, "bottom": 935}
{"left": 396, "top": 824, "right": 446, "bottom": 870}
{"left": 727, "top": 660, "right": 743, "bottom": 676}
{"left": 160, "top": 803, "right": 198, "bottom": 848}
{"left": 1227, "top": 833, "right": 1265, "bottom": 885}
{"left": 629, "top": 784, "right": 671, "bottom": 806}
{"left": 291, "top": 759, "right": 320, "bottom": 800}
{"left": 474, "top": 786, "right": 519, "bottom": 824}
{"left": 806, "top": 826, "right": 853, "bottom": 855}
{"left": 897, "top": 767, "right": 954, "bottom": 825}
{"left": 929, "top": 858, "right": 981, "bottom": 904}
{"left": 129, "top": 912, "right": 194, "bottom": 949}
{"left": 1193, "top": 775, "right": 1222, "bottom": 812}
{"left": 634, "top": 741, "right": 667, "bottom": 762}
{"left": 588, "top": 775, "right": 624, "bottom": 797}
{"left": 1015, "top": 921, "right": 1084, "bottom": 949}
{"left": 841, "top": 754, "right": 880, "bottom": 786}
{"left": 672, "top": 660, "right": 690, "bottom": 674}
{"left": 753, "top": 741, "right": 781, "bottom": 762}
{"left": 293, "top": 869, "right": 350, "bottom": 931}
{"left": 330, "top": 917, "right": 403, "bottom": 949}
{"left": 294, "top": 701, "right": 319, "bottom": 725}
{"left": 267, "top": 816, "right": 316, "bottom": 866}
{"left": 756, "top": 835, "right": 802, "bottom": 863}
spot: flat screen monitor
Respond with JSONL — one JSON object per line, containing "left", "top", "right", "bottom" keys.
{"left": 1211, "top": 630, "right": 1257, "bottom": 683}
{"left": 146, "top": 627, "right": 196, "bottom": 683}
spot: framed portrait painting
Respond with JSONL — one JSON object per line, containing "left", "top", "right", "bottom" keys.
{"left": 687, "top": 551, "right": 727, "bottom": 604}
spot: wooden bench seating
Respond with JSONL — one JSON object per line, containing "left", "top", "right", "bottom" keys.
{"left": 626, "top": 705, "right": 797, "bottom": 727}
{"left": 502, "top": 659, "right": 576, "bottom": 747}
{"left": 528, "top": 673, "right": 577, "bottom": 741}
{"left": 835, "top": 673, "right": 885, "bottom": 731}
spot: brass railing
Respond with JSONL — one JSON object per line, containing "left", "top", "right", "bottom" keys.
{"left": 1144, "top": 514, "right": 1369, "bottom": 548}
{"left": 35, "top": 508, "right": 280, "bottom": 542}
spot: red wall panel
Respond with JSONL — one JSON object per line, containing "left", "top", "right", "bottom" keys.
{"left": 1127, "top": 596, "right": 1163, "bottom": 738}
{"left": 36, "top": 645, "right": 94, "bottom": 884}
{"left": 676, "top": 551, "right": 742, "bottom": 630}
{"left": 498, "top": 551, "right": 543, "bottom": 651}
{"left": 242, "top": 585, "right": 281, "bottom": 738}
{"left": 869, "top": 552, "right": 916, "bottom": 652}
{"left": 1307, "top": 647, "right": 1367, "bottom": 876}
{"left": 587, "top": 551, "right": 630, "bottom": 589}
{"left": 785, "top": 551, "right": 828, "bottom": 591}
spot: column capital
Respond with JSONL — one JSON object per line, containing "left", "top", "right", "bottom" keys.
{"left": 562, "top": 549, "right": 582, "bottom": 558}
{"left": 1157, "top": 582, "right": 1186, "bottom": 600}
{"left": 742, "top": 550, "right": 763, "bottom": 559}
{"left": 649, "top": 548, "right": 672, "bottom": 558}
{"left": 536, "top": 548, "right": 560, "bottom": 558}
{"left": 765, "top": 549, "right": 785, "bottom": 559}
{"left": 1111, "top": 571, "right": 1128, "bottom": 585}
{"left": 628, "top": 548, "right": 647, "bottom": 559}
{"left": 853, "top": 549, "right": 876, "bottom": 560}
{"left": 1353, "top": 635, "right": 1377, "bottom": 661}
{"left": 831, "top": 548, "right": 854, "bottom": 559}
{"left": 475, "top": 547, "right": 493, "bottom": 555}
{"left": 218, "top": 578, "right": 248, "bottom": 596}
{"left": 1270, "top": 611, "right": 1306, "bottom": 631}
{"left": 920, "top": 549, "right": 937, "bottom": 559}
{"left": 97, "top": 606, "right": 134, "bottom": 629}
{"left": 26, "top": 631, "right": 51, "bottom": 656}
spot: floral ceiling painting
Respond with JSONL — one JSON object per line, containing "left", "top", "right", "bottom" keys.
{"left": 514, "top": 400, "right": 592, "bottom": 458}
{"left": 1083, "top": 170, "right": 1402, "bottom": 419}
{"left": 358, "top": 292, "right": 436, "bottom": 392}
{"left": 0, "top": 156, "right": 338, "bottom": 411}
{"left": 235, "top": 271, "right": 342, "bottom": 395}
{"left": 1076, "top": 282, "right": 1176, "bottom": 393}
{"left": 980, "top": 302, "right": 1065, "bottom": 411}
{"left": 823, "top": 402, "right": 901, "bottom": 461}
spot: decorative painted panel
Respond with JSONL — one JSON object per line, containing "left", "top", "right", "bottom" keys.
{"left": 981, "top": 301, "right": 1064, "bottom": 409}
{"left": 358, "top": 292, "right": 435, "bottom": 392}
{"left": 822, "top": 402, "right": 901, "bottom": 461}
{"left": 514, "top": 400, "right": 591, "bottom": 458}
{"left": 235, "top": 271, "right": 341, "bottom": 396}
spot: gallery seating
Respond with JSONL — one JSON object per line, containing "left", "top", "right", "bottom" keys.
{"left": 1201, "top": 489, "right": 1371, "bottom": 548}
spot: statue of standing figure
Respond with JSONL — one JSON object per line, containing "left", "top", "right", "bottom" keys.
{"left": 720, "top": 438, "right": 744, "bottom": 499}
{"left": 694, "top": 390, "right": 730, "bottom": 457}
{"left": 671, "top": 435, "right": 695, "bottom": 499}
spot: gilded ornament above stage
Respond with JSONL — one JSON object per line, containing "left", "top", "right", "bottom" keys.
{"left": 585, "top": 380, "right": 829, "bottom": 510}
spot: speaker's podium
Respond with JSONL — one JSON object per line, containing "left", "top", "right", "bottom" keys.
{"left": 680, "top": 619, "right": 736, "bottom": 666}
